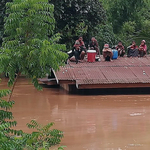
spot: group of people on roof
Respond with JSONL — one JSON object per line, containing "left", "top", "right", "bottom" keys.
{"left": 103, "top": 40, "right": 147, "bottom": 61}
{"left": 68, "top": 36, "right": 100, "bottom": 63}
{"left": 127, "top": 40, "right": 147, "bottom": 57}
{"left": 68, "top": 36, "right": 147, "bottom": 63}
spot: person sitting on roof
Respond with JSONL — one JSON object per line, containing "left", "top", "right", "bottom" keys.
{"left": 68, "top": 36, "right": 86, "bottom": 64}
{"left": 88, "top": 37, "right": 100, "bottom": 55}
{"left": 139, "top": 40, "right": 147, "bottom": 57}
{"left": 116, "top": 41, "right": 125, "bottom": 57}
{"left": 127, "top": 41, "right": 139, "bottom": 57}
{"left": 69, "top": 41, "right": 86, "bottom": 64}
{"left": 74, "top": 36, "right": 86, "bottom": 52}
{"left": 102, "top": 44, "right": 113, "bottom": 61}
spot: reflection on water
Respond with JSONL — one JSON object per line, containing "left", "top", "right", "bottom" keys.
{"left": 1, "top": 78, "right": 150, "bottom": 150}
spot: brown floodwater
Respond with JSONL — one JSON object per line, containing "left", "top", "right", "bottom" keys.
{"left": 1, "top": 78, "right": 150, "bottom": 150}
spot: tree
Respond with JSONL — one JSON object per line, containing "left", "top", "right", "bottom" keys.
{"left": 0, "top": 1, "right": 66, "bottom": 149}
{"left": 25, "top": 120, "right": 64, "bottom": 149}
{"left": 50, "top": 0, "right": 106, "bottom": 49}
{"left": 0, "top": 0, "right": 12, "bottom": 46}
{"left": 0, "top": 0, "right": 68, "bottom": 101}
{"left": 0, "top": 0, "right": 5, "bottom": 46}
{"left": 94, "top": 24, "right": 118, "bottom": 50}
{"left": 106, "top": 0, "right": 145, "bottom": 34}
{"left": 0, "top": 89, "right": 23, "bottom": 150}
{"left": 100, "top": 0, "right": 150, "bottom": 48}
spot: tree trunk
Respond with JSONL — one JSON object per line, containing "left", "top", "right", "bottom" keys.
{"left": 8, "top": 72, "right": 21, "bottom": 102}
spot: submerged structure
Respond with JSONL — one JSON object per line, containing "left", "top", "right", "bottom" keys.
{"left": 39, "top": 56, "right": 150, "bottom": 92}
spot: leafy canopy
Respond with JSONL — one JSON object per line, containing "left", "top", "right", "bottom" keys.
{"left": 0, "top": 89, "right": 24, "bottom": 150}
{"left": 50, "top": 0, "right": 106, "bottom": 49}
{"left": 0, "top": 0, "right": 68, "bottom": 89}
{"left": 106, "top": 0, "right": 145, "bottom": 34}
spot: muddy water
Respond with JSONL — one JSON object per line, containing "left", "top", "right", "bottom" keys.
{"left": 1, "top": 78, "right": 150, "bottom": 150}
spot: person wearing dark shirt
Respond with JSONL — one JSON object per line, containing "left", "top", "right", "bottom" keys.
{"left": 68, "top": 36, "right": 86, "bottom": 64}
{"left": 69, "top": 41, "right": 85, "bottom": 64}
{"left": 127, "top": 41, "right": 139, "bottom": 57}
{"left": 116, "top": 41, "right": 125, "bottom": 57}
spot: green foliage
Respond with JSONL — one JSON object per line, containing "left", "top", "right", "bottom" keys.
{"left": 0, "top": 0, "right": 4, "bottom": 46}
{"left": 0, "top": 1, "right": 66, "bottom": 150}
{"left": 141, "top": 20, "right": 150, "bottom": 36}
{"left": 1, "top": 0, "right": 150, "bottom": 52}
{"left": 117, "top": 21, "right": 137, "bottom": 46}
{"left": 122, "top": 21, "right": 136, "bottom": 34}
{"left": 0, "top": 89, "right": 23, "bottom": 150}
{"left": 93, "top": 23, "right": 118, "bottom": 51}
{"left": 100, "top": 0, "right": 150, "bottom": 47}
{"left": 0, "top": 1, "right": 66, "bottom": 148}
{"left": 61, "top": 21, "right": 88, "bottom": 49}
{"left": 107, "top": 0, "right": 145, "bottom": 34}
{"left": 50, "top": 0, "right": 106, "bottom": 49}
{"left": 0, "top": 0, "right": 11, "bottom": 46}
{"left": 0, "top": 0, "right": 68, "bottom": 89}
{"left": 24, "top": 120, "right": 64, "bottom": 150}
{"left": 75, "top": 22, "right": 88, "bottom": 36}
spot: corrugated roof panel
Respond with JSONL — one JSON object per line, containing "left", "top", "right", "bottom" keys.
{"left": 112, "top": 67, "right": 139, "bottom": 83}
{"left": 56, "top": 67, "right": 74, "bottom": 80}
{"left": 141, "top": 67, "right": 150, "bottom": 78}
{"left": 54, "top": 56, "right": 150, "bottom": 86}
{"left": 76, "top": 79, "right": 109, "bottom": 85}
{"left": 82, "top": 67, "right": 106, "bottom": 80}
{"left": 71, "top": 67, "right": 87, "bottom": 80}
{"left": 139, "top": 58, "right": 150, "bottom": 66}
{"left": 68, "top": 56, "right": 150, "bottom": 68}
{"left": 100, "top": 67, "right": 118, "bottom": 79}
{"left": 129, "top": 67, "right": 149, "bottom": 78}
{"left": 129, "top": 67, "right": 150, "bottom": 83}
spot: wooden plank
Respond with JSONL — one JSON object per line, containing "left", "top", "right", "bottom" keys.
{"left": 41, "top": 80, "right": 57, "bottom": 85}
{"left": 59, "top": 80, "right": 76, "bottom": 85}
{"left": 77, "top": 83, "right": 150, "bottom": 89}
{"left": 39, "top": 78, "right": 56, "bottom": 82}
{"left": 38, "top": 78, "right": 57, "bottom": 85}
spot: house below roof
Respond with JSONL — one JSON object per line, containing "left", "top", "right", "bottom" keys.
{"left": 39, "top": 56, "right": 150, "bottom": 92}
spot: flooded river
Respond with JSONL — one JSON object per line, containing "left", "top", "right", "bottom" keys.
{"left": 1, "top": 78, "right": 150, "bottom": 150}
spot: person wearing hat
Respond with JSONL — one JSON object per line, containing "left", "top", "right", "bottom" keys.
{"left": 102, "top": 44, "right": 113, "bottom": 61}
{"left": 139, "top": 40, "right": 147, "bottom": 57}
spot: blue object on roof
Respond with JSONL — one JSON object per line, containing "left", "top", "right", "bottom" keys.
{"left": 112, "top": 49, "right": 118, "bottom": 59}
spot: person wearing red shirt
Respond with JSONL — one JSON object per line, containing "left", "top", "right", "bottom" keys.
{"left": 139, "top": 40, "right": 147, "bottom": 57}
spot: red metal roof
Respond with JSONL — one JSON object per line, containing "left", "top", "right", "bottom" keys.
{"left": 55, "top": 56, "right": 150, "bottom": 88}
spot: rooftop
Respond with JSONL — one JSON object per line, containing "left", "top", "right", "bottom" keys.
{"left": 54, "top": 56, "right": 150, "bottom": 89}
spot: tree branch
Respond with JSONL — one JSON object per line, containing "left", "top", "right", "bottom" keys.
{"left": 8, "top": 72, "right": 21, "bottom": 102}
